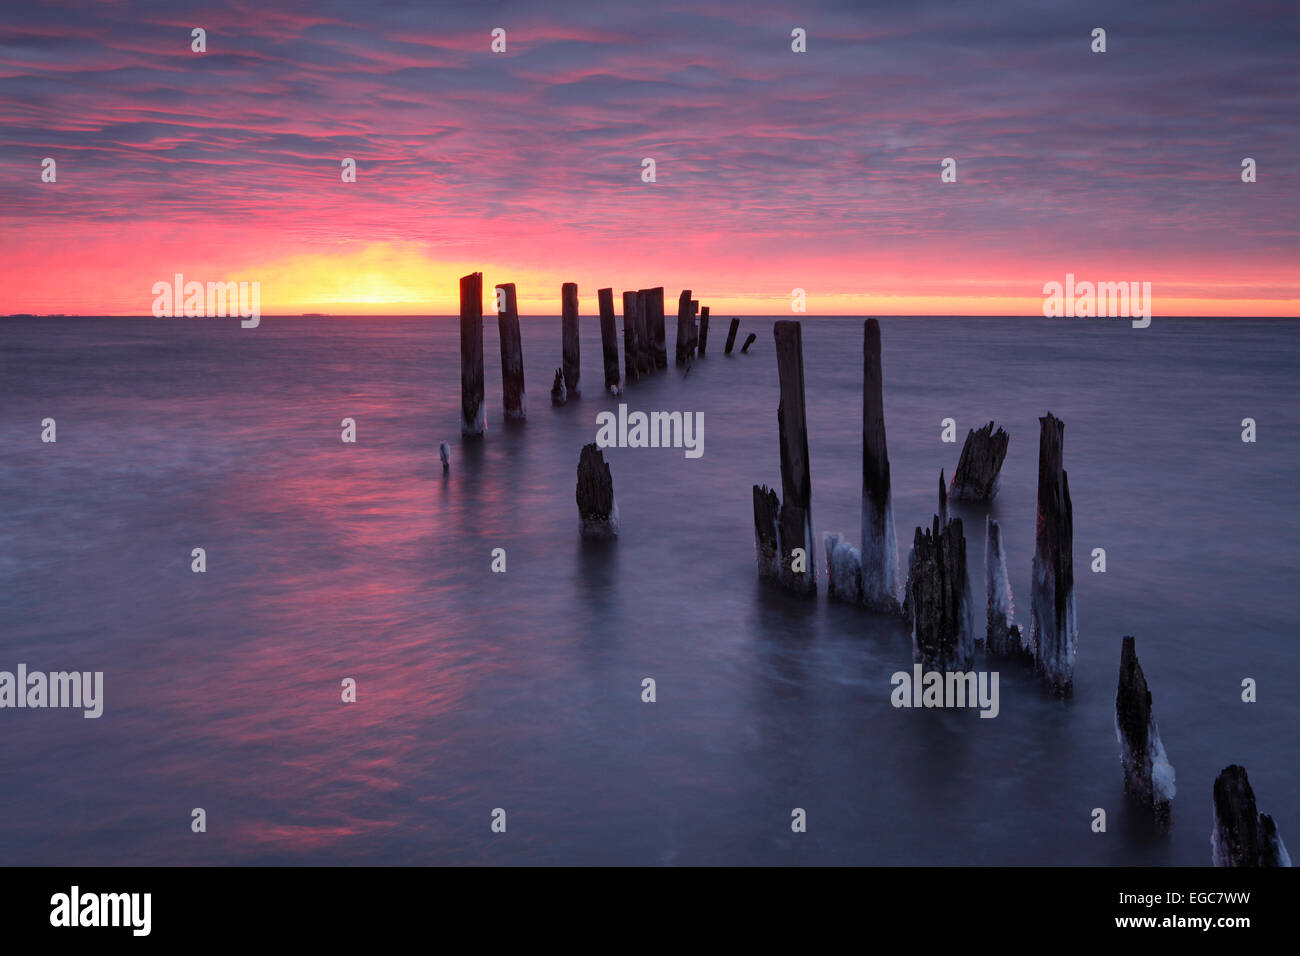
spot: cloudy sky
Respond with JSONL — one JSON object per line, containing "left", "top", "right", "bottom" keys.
{"left": 1, "top": 0, "right": 1296, "bottom": 314}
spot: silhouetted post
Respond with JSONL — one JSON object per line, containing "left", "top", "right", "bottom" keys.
{"left": 495, "top": 282, "right": 526, "bottom": 419}
{"left": 644, "top": 287, "right": 667, "bottom": 370}
{"left": 689, "top": 300, "right": 699, "bottom": 356}
{"left": 698, "top": 306, "right": 710, "bottom": 355}
{"left": 576, "top": 443, "right": 618, "bottom": 538}
{"left": 675, "top": 290, "right": 693, "bottom": 366}
{"left": 741, "top": 332, "right": 757, "bottom": 353}
{"left": 1029, "top": 412, "right": 1077, "bottom": 696}
{"left": 622, "top": 292, "right": 641, "bottom": 385}
{"left": 459, "top": 272, "right": 485, "bottom": 437}
{"left": 597, "top": 288, "right": 621, "bottom": 395}
{"left": 861, "top": 318, "right": 901, "bottom": 613}
{"left": 561, "top": 282, "right": 581, "bottom": 397}
{"left": 1212, "top": 765, "right": 1291, "bottom": 866}
{"left": 950, "top": 422, "right": 1010, "bottom": 501}
{"left": 774, "top": 320, "right": 814, "bottom": 594}
{"left": 634, "top": 289, "right": 652, "bottom": 377}
{"left": 550, "top": 368, "right": 567, "bottom": 406}
{"left": 1116, "top": 636, "right": 1175, "bottom": 821}
{"left": 724, "top": 318, "right": 740, "bottom": 355}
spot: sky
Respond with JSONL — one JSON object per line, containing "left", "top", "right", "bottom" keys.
{"left": 1, "top": 0, "right": 1297, "bottom": 316}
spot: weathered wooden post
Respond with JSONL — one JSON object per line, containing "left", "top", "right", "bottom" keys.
{"left": 724, "top": 318, "right": 740, "bottom": 355}
{"left": 495, "top": 282, "right": 526, "bottom": 419}
{"left": 950, "top": 422, "right": 1010, "bottom": 501}
{"left": 1212, "top": 765, "right": 1291, "bottom": 866}
{"left": 550, "top": 368, "right": 566, "bottom": 406}
{"left": 459, "top": 272, "right": 485, "bottom": 436}
{"left": 622, "top": 291, "right": 641, "bottom": 385}
{"left": 908, "top": 515, "right": 974, "bottom": 672}
{"left": 561, "top": 282, "right": 581, "bottom": 398}
{"left": 644, "top": 287, "right": 667, "bottom": 370}
{"left": 597, "top": 288, "right": 621, "bottom": 395}
{"left": 634, "top": 289, "right": 652, "bottom": 377}
{"left": 740, "top": 332, "right": 757, "bottom": 354}
{"left": 698, "top": 306, "right": 710, "bottom": 355}
{"left": 1029, "top": 412, "right": 1077, "bottom": 696}
{"left": 675, "top": 290, "right": 693, "bottom": 366}
{"left": 576, "top": 443, "right": 618, "bottom": 538}
{"left": 1116, "top": 636, "right": 1175, "bottom": 821}
{"left": 775, "top": 320, "right": 814, "bottom": 593}
{"left": 985, "top": 517, "right": 1024, "bottom": 657}
{"left": 861, "top": 318, "right": 900, "bottom": 613}
{"left": 689, "top": 299, "right": 700, "bottom": 356}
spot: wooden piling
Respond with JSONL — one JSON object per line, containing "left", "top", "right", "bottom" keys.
{"left": 634, "top": 289, "right": 652, "bottom": 377}
{"left": 576, "top": 443, "right": 618, "bottom": 538}
{"left": 597, "top": 288, "right": 621, "bottom": 395}
{"left": 644, "top": 287, "right": 667, "bottom": 369}
{"left": 774, "top": 320, "right": 815, "bottom": 594}
{"left": 550, "top": 368, "right": 566, "bottom": 406}
{"left": 1212, "top": 765, "right": 1290, "bottom": 866}
{"left": 908, "top": 515, "right": 973, "bottom": 672}
{"left": 724, "top": 318, "right": 740, "bottom": 355}
{"left": 740, "top": 332, "right": 757, "bottom": 354}
{"left": 861, "top": 318, "right": 901, "bottom": 613}
{"left": 675, "top": 290, "right": 694, "bottom": 366}
{"left": 561, "top": 282, "right": 581, "bottom": 397}
{"left": 622, "top": 291, "right": 641, "bottom": 385}
{"left": 950, "top": 421, "right": 1010, "bottom": 501}
{"left": 698, "top": 306, "right": 710, "bottom": 355}
{"left": 1116, "top": 636, "right": 1175, "bottom": 821}
{"left": 459, "top": 272, "right": 485, "bottom": 437}
{"left": 495, "top": 282, "right": 526, "bottom": 419}
{"left": 1029, "top": 412, "right": 1077, "bottom": 696}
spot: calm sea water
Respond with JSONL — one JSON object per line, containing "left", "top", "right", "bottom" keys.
{"left": 0, "top": 315, "right": 1295, "bottom": 865}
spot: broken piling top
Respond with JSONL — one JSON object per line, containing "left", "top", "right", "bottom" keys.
{"left": 1211, "top": 765, "right": 1291, "bottom": 866}
{"left": 741, "top": 332, "right": 756, "bottom": 353}
{"left": 950, "top": 421, "right": 1009, "bottom": 501}
{"left": 938, "top": 469, "right": 948, "bottom": 527}
{"left": 459, "top": 271, "right": 486, "bottom": 437}
{"left": 1115, "top": 636, "right": 1175, "bottom": 818}
{"left": 561, "top": 282, "right": 581, "bottom": 396}
{"left": 908, "top": 514, "right": 973, "bottom": 672}
{"left": 597, "top": 288, "right": 621, "bottom": 395}
{"left": 724, "top": 317, "right": 740, "bottom": 355}
{"left": 752, "top": 483, "right": 781, "bottom": 579}
{"left": 495, "top": 281, "right": 526, "bottom": 419}
{"left": 576, "top": 442, "right": 618, "bottom": 538}
{"left": 1030, "top": 411, "right": 1077, "bottom": 696}
{"left": 550, "top": 367, "right": 567, "bottom": 406}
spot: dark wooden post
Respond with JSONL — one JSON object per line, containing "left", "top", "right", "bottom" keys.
{"left": 1029, "top": 412, "right": 1077, "bottom": 696}
{"left": 689, "top": 300, "right": 699, "bottom": 357}
{"left": 634, "top": 289, "right": 652, "bottom": 377}
{"left": 1212, "top": 765, "right": 1289, "bottom": 866}
{"left": 675, "top": 290, "right": 693, "bottom": 366}
{"left": 576, "top": 443, "right": 618, "bottom": 538}
{"left": 495, "top": 282, "right": 526, "bottom": 419}
{"left": 774, "top": 320, "right": 815, "bottom": 594}
{"left": 1116, "top": 636, "right": 1175, "bottom": 821}
{"left": 950, "top": 422, "right": 1010, "bottom": 501}
{"left": 741, "top": 332, "right": 757, "bottom": 354}
{"left": 459, "top": 272, "right": 485, "bottom": 436}
{"left": 597, "top": 288, "right": 621, "bottom": 395}
{"left": 644, "top": 287, "right": 667, "bottom": 370}
{"left": 622, "top": 291, "right": 641, "bottom": 385}
{"left": 861, "top": 319, "right": 900, "bottom": 612}
{"left": 908, "top": 515, "right": 973, "bottom": 672}
{"left": 724, "top": 318, "right": 740, "bottom": 355}
{"left": 698, "top": 306, "right": 710, "bottom": 355}
{"left": 561, "top": 282, "right": 581, "bottom": 397}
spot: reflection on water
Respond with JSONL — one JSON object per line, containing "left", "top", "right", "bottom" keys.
{"left": 0, "top": 315, "right": 1296, "bottom": 864}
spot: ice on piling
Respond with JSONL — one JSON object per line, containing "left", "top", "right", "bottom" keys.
{"left": 824, "top": 532, "right": 863, "bottom": 604}
{"left": 1114, "top": 636, "right": 1175, "bottom": 821}
{"left": 859, "top": 319, "right": 902, "bottom": 614}
{"left": 1212, "top": 765, "right": 1291, "bottom": 867}
{"left": 1029, "top": 412, "right": 1077, "bottom": 696}
{"left": 984, "top": 517, "right": 1025, "bottom": 657}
